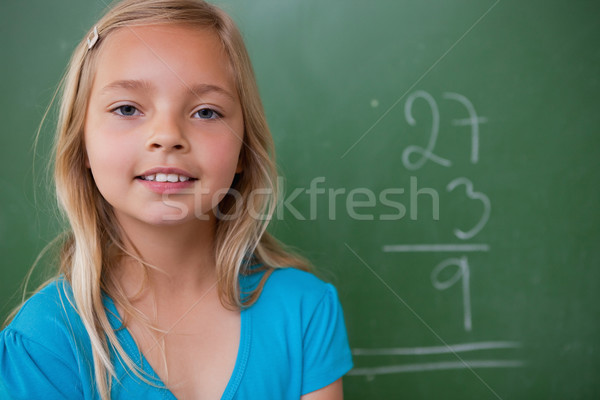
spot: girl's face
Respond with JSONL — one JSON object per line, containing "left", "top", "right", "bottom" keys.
{"left": 84, "top": 25, "right": 244, "bottom": 228}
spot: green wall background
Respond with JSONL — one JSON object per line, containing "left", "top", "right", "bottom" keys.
{"left": 1, "top": 0, "right": 599, "bottom": 399}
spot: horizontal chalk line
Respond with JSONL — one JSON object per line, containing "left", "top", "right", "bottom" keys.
{"left": 352, "top": 341, "right": 521, "bottom": 356}
{"left": 348, "top": 360, "right": 526, "bottom": 376}
{"left": 383, "top": 244, "right": 490, "bottom": 252}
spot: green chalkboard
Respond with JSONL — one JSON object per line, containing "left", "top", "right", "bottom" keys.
{"left": 1, "top": 0, "right": 599, "bottom": 399}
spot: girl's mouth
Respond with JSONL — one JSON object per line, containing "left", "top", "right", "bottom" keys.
{"left": 135, "top": 169, "right": 198, "bottom": 194}
{"left": 137, "top": 173, "right": 195, "bottom": 183}
{"left": 135, "top": 176, "right": 197, "bottom": 194}
{"left": 135, "top": 167, "right": 198, "bottom": 194}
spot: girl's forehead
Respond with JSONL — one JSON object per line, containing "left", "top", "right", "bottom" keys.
{"left": 107, "top": 23, "right": 219, "bottom": 43}
{"left": 92, "top": 24, "right": 236, "bottom": 95}
{"left": 99, "top": 24, "right": 225, "bottom": 63}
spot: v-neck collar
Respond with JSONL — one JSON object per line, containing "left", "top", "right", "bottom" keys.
{"left": 101, "top": 292, "right": 251, "bottom": 400}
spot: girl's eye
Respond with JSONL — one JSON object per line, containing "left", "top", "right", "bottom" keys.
{"left": 112, "top": 105, "right": 140, "bottom": 117}
{"left": 194, "top": 108, "right": 221, "bottom": 120}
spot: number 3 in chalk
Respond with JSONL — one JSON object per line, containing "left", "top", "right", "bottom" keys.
{"left": 447, "top": 177, "right": 491, "bottom": 240}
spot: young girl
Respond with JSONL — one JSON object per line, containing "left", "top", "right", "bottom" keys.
{"left": 0, "top": 1, "right": 353, "bottom": 399}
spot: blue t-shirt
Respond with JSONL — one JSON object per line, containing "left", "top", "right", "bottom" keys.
{"left": 0, "top": 268, "right": 353, "bottom": 399}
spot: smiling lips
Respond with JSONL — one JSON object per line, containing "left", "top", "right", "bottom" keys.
{"left": 136, "top": 168, "right": 197, "bottom": 194}
{"left": 141, "top": 173, "right": 191, "bottom": 182}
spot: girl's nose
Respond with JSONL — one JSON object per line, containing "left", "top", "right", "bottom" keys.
{"left": 145, "top": 115, "right": 190, "bottom": 152}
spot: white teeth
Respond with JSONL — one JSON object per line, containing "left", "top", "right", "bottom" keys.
{"left": 167, "top": 174, "right": 179, "bottom": 183}
{"left": 155, "top": 173, "right": 168, "bottom": 182}
{"left": 142, "top": 173, "right": 192, "bottom": 182}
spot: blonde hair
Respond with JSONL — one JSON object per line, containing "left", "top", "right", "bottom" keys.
{"left": 6, "top": 0, "right": 310, "bottom": 398}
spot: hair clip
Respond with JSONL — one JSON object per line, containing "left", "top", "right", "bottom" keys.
{"left": 87, "top": 26, "right": 99, "bottom": 50}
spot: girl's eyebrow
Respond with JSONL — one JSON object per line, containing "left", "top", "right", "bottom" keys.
{"left": 99, "top": 79, "right": 153, "bottom": 95}
{"left": 99, "top": 79, "right": 236, "bottom": 102}
{"left": 188, "top": 83, "right": 236, "bottom": 102}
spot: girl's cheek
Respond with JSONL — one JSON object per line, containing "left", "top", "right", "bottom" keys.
{"left": 100, "top": 119, "right": 141, "bottom": 133}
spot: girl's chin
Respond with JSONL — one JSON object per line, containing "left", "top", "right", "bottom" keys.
{"left": 144, "top": 212, "right": 214, "bottom": 226}
{"left": 113, "top": 209, "right": 216, "bottom": 229}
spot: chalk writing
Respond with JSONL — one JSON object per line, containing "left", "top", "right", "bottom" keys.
{"left": 443, "top": 92, "right": 487, "bottom": 164}
{"left": 402, "top": 91, "right": 487, "bottom": 169}
{"left": 447, "top": 177, "right": 491, "bottom": 240}
{"left": 352, "top": 341, "right": 521, "bottom": 356}
{"left": 362, "top": 90, "right": 522, "bottom": 377}
{"left": 431, "top": 256, "right": 472, "bottom": 331}
{"left": 348, "top": 360, "right": 525, "bottom": 376}
{"left": 403, "top": 91, "right": 451, "bottom": 169}
{"left": 383, "top": 244, "right": 490, "bottom": 252}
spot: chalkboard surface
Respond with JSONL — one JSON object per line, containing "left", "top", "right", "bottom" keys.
{"left": 1, "top": 1, "right": 599, "bottom": 399}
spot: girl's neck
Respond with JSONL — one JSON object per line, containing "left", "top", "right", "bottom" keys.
{"left": 115, "top": 214, "right": 218, "bottom": 300}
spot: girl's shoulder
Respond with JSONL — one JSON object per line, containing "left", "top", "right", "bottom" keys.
{"left": 237, "top": 267, "right": 354, "bottom": 396}
{"left": 246, "top": 267, "right": 345, "bottom": 320}
{"left": 3, "top": 277, "right": 79, "bottom": 337}
{"left": 270, "top": 267, "right": 339, "bottom": 300}
{"left": 0, "top": 278, "right": 89, "bottom": 398}
{"left": 246, "top": 266, "right": 335, "bottom": 300}
{"left": 1, "top": 277, "right": 85, "bottom": 353}
{"left": 266, "top": 266, "right": 330, "bottom": 291}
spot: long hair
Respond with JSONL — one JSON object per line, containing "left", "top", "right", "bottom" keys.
{"left": 7, "top": 1, "right": 310, "bottom": 398}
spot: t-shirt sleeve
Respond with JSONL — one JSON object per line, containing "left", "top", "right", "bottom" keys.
{"left": 0, "top": 328, "right": 83, "bottom": 399}
{"left": 301, "top": 283, "right": 353, "bottom": 395}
